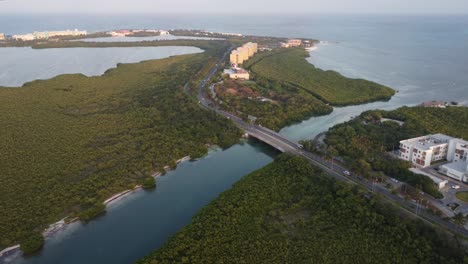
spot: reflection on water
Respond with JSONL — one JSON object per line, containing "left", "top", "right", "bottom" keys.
{"left": 9, "top": 140, "right": 277, "bottom": 264}
{"left": 0, "top": 46, "right": 202, "bottom": 87}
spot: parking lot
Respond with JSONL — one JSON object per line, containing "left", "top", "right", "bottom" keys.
{"left": 419, "top": 165, "right": 468, "bottom": 215}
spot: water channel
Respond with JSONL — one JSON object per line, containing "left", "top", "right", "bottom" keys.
{"left": 2, "top": 16, "right": 468, "bottom": 262}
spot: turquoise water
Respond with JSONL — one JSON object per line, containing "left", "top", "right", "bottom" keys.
{"left": 1, "top": 14, "right": 467, "bottom": 264}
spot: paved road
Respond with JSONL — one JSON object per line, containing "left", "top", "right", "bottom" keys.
{"left": 190, "top": 47, "right": 468, "bottom": 237}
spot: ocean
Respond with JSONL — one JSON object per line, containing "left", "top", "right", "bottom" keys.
{"left": 1, "top": 13, "right": 467, "bottom": 264}
{"left": 1, "top": 14, "right": 467, "bottom": 104}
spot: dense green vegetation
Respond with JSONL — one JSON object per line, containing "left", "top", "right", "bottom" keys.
{"left": 19, "top": 232, "right": 44, "bottom": 255}
{"left": 214, "top": 79, "right": 332, "bottom": 131}
{"left": 78, "top": 203, "right": 106, "bottom": 222}
{"left": 142, "top": 177, "right": 157, "bottom": 189}
{"left": 318, "top": 106, "right": 468, "bottom": 198}
{"left": 0, "top": 45, "right": 241, "bottom": 250}
{"left": 138, "top": 154, "right": 466, "bottom": 264}
{"left": 245, "top": 48, "right": 395, "bottom": 105}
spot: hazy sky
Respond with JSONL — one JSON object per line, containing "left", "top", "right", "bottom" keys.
{"left": 1, "top": 0, "right": 467, "bottom": 14}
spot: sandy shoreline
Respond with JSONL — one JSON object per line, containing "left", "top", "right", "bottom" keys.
{"left": 0, "top": 155, "right": 192, "bottom": 259}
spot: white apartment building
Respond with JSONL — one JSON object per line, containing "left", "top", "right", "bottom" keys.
{"left": 34, "top": 29, "right": 87, "bottom": 39}
{"left": 440, "top": 138, "right": 468, "bottom": 182}
{"left": 281, "top": 39, "right": 303, "bottom": 48}
{"left": 12, "top": 29, "right": 87, "bottom": 41}
{"left": 399, "top": 134, "right": 468, "bottom": 182}
{"left": 439, "top": 161, "right": 468, "bottom": 182}
{"left": 223, "top": 68, "right": 250, "bottom": 80}
{"left": 399, "top": 134, "right": 452, "bottom": 167}
{"left": 447, "top": 138, "right": 468, "bottom": 163}
{"left": 12, "top": 33, "right": 36, "bottom": 41}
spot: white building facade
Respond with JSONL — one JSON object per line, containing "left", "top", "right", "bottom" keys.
{"left": 447, "top": 138, "right": 468, "bottom": 163}
{"left": 440, "top": 138, "right": 468, "bottom": 182}
{"left": 399, "top": 134, "right": 452, "bottom": 167}
{"left": 399, "top": 135, "right": 468, "bottom": 182}
{"left": 12, "top": 34, "right": 36, "bottom": 41}
{"left": 223, "top": 68, "right": 250, "bottom": 80}
{"left": 439, "top": 162, "right": 468, "bottom": 182}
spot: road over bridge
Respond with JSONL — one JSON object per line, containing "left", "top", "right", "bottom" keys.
{"left": 190, "top": 46, "right": 468, "bottom": 237}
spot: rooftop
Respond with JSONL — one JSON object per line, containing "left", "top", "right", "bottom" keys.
{"left": 402, "top": 134, "right": 453, "bottom": 150}
{"left": 442, "top": 161, "right": 468, "bottom": 173}
{"left": 421, "top": 101, "right": 446, "bottom": 108}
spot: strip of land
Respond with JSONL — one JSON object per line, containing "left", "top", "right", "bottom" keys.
{"left": 244, "top": 48, "right": 395, "bottom": 105}
{"left": 138, "top": 154, "right": 466, "bottom": 264}
{"left": 0, "top": 41, "right": 241, "bottom": 252}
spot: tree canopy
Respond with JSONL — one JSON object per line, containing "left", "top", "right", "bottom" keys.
{"left": 0, "top": 44, "right": 240, "bottom": 250}
{"left": 138, "top": 154, "right": 466, "bottom": 264}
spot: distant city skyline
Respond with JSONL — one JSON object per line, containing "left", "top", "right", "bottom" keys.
{"left": 1, "top": 0, "right": 468, "bottom": 14}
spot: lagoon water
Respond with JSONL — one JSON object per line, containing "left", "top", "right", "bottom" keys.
{"left": 1, "top": 14, "right": 468, "bottom": 264}
{"left": 0, "top": 46, "right": 202, "bottom": 87}
{"left": 3, "top": 141, "right": 277, "bottom": 264}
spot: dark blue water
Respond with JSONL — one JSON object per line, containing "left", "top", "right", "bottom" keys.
{"left": 2, "top": 141, "right": 277, "bottom": 264}
{"left": 1, "top": 14, "right": 467, "bottom": 264}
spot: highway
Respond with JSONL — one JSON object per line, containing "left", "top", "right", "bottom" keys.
{"left": 191, "top": 47, "right": 468, "bottom": 237}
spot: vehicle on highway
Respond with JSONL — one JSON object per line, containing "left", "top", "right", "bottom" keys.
{"left": 452, "top": 185, "right": 460, "bottom": 189}
{"left": 390, "top": 178, "right": 399, "bottom": 183}
{"left": 343, "top": 170, "right": 350, "bottom": 176}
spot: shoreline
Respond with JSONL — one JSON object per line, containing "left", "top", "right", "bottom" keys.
{"left": 0, "top": 155, "right": 192, "bottom": 260}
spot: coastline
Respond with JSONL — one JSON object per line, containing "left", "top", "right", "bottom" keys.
{"left": 1, "top": 41, "right": 390, "bottom": 259}
{"left": 0, "top": 155, "right": 192, "bottom": 260}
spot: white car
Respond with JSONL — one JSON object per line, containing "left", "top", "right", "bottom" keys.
{"left": 452, "top": 185, "right": 460, "bottom": 189}
{"left": 343, "top": 170, "right": 350, "bottom": 176}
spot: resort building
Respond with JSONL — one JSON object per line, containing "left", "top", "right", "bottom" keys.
{"left": 33, "top": 29, "right": 87, "bottom": 39}
{"left": 110, "top": 29, "right": 132, "bottom": 37}
{"left": 447, "top": 138, "right": 468, "bottom": 163}
{"left": 229, "top": 42, "right": 258, "bottom": 65}
{"left": 439, "top": 162, "right": 468, "bottom": 182}
{"left": 399, "top": 135, "right": 468, "bottom": 182}
{"left": 12, "top": 29, "right": 87, "bottom": 41}
{"left": 440, "top": 138, "right": 468, "bottom": 182}
{"left": 223, "top": 68, "right": 250, "bottom": 80}
{"left": 230, "top": 50, "right": 246, "bottom": 65}
{"left": 398, "top": 134, "right": 452, "bottom": 167}
{"left": 0, "top": 33, "right": 5, "bottom": 40}
{"left": 12, "top": 34, "right": 36, "bottom": 41}
{"left": 281, "top": 39, "right": 303, "bottom": 48}
{"left": 420, "top": 101, "right": 447, "bottom": 108}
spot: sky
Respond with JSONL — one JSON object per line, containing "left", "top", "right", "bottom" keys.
{"left": 0, "top": 0, "right": 467, "bottom": 14}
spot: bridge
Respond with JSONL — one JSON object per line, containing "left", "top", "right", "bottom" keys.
{"left": 191, "top": 47, "right": 468, "bottom": 237}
